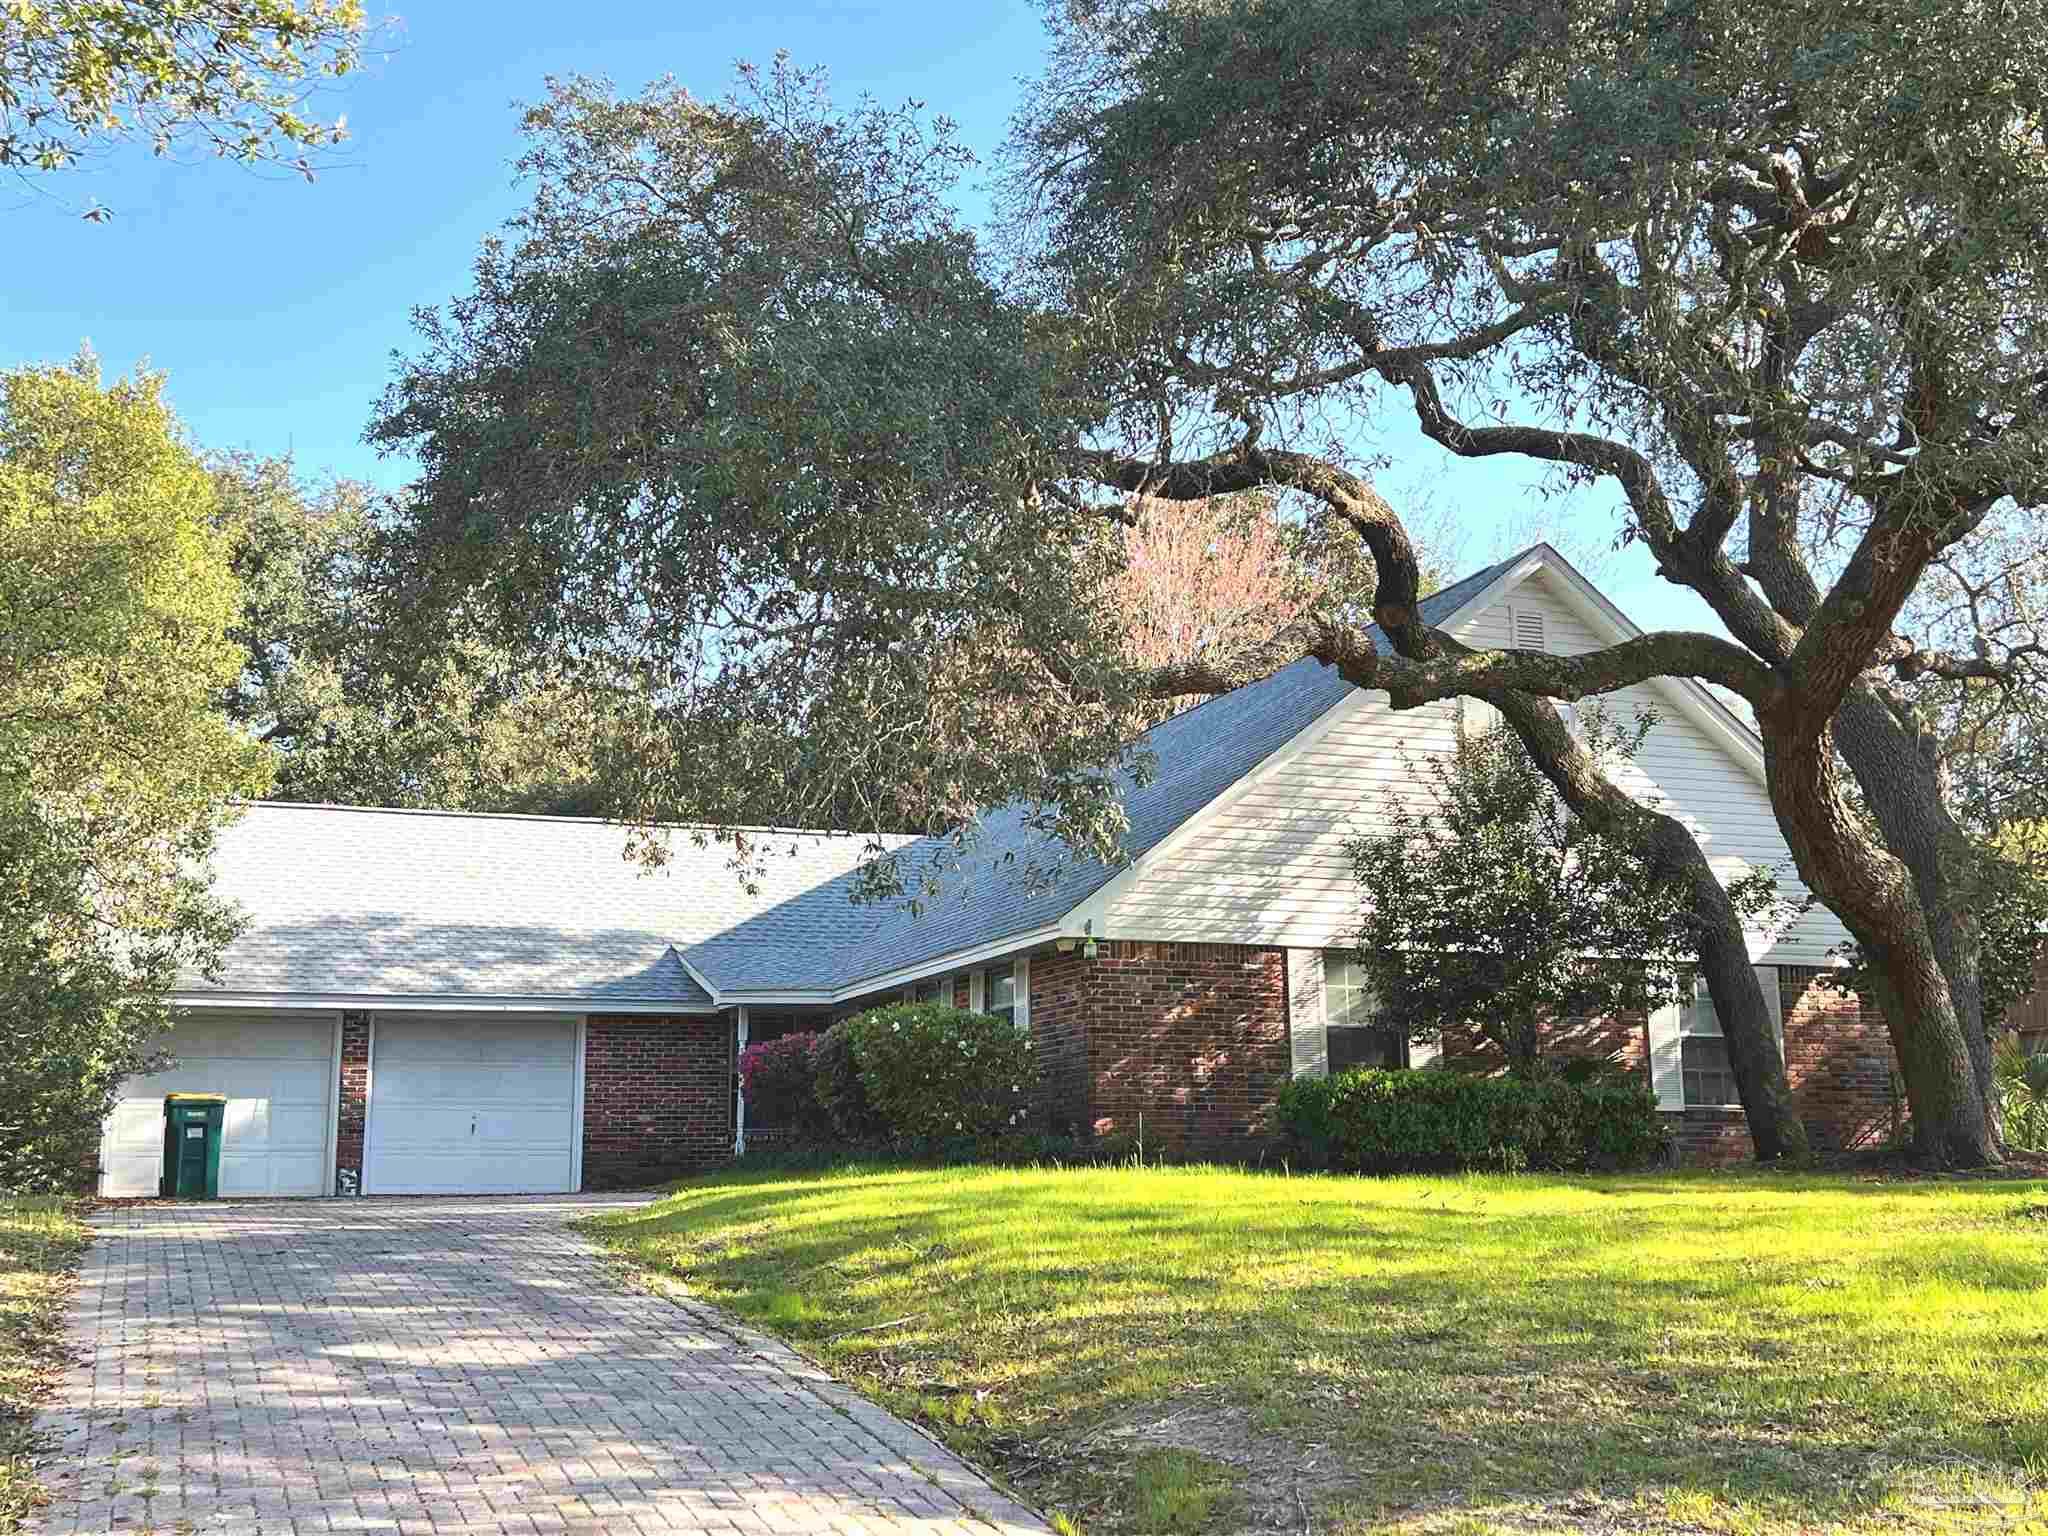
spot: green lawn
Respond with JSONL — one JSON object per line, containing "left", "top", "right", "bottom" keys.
{"left": 0, "top": 1198, "right": 85, "bottom": 1534}
{"left": 587, "top": 1165, "right": 2048, "bottom": 1535}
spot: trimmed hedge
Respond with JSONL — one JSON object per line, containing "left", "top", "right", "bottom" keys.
{"left": 1273, "top": 1067, "right": 1668, "bottom": 1173}
{"left": 845, "top": 1003, "right": 1037, "bottom": 1139}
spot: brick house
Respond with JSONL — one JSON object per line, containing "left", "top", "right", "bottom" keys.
{"left": 95, "top": 544, "right": 1896, "bottom": 1197}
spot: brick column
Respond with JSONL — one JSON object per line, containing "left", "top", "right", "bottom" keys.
{"left": 334, "top": 1012, "right": 371, "bottom": 1196}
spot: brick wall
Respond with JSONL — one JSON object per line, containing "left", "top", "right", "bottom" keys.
{"left": 1029, "top": 948, "right": 1093, "bottom": 1135}
{"left": 334, "top": 1012, "right": 370, "bottom": 1195}
{"left": 1053, "top": 941, "right": 1291, "bottom": 1158}
{"left": 1437, "top": 1009, "right": 1648, "bottom": 1073}
{"left": 581, "top": 1014, "right": 734, "bottom": 1188}
{"left": 1778, "top": 967, "right": 1903, "bottom": 1154}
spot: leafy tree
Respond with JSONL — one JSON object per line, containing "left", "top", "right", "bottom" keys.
{"left": 376, "top": 14, "right": 2048, "bottom": 1165}
{"left": 1979, "top": 821, "right": 2048, "bottom": 1032}
{"left": 212, "top": 454, "right": 633, "bottom": 815}
{"left": 1, "top": 0, "right": 369, "bottom": 212}
{"left": 1006, "top": 0, "right": 2048, "bottom": 1164}
{"left": 364, "top": 59, "right": 1809, "bottom": 1159}
{"left": 1350, "top": 713, "right": 1779, "bottom": 1074}
{"left": 369, "top": 65, "right": 1148, "bottom": 885}
{"left": 0, "top": 359, "right": 268, "bottom": 1190}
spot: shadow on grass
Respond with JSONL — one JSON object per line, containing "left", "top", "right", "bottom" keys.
{"left": 587, "top": 1164, "right": 2048, "bottom": 1529}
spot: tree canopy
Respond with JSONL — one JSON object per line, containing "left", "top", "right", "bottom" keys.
{"left": 0, "top": 359, "right": 268, "bottom": 1189}
{"left": 2, "top": 0, "right": 368, "bottom": 209}
{"left": 369, "top": 8, "right": 2048, "bottom": 1163}
{"left": 213, "top": 454, "right": 634, "bottom": 816}
{"left": 369, "top": 65, "right": 1151, "bottom": 884}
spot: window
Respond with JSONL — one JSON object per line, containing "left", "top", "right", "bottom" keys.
{"left": 913, "top": 978, "right": 945, "bottom": 1005}
{"left": 1323, "top": 952, "right": 1405, "bottom": 1070}
{"left": 1678, "top": 972, "right": 1740, "bottom": 1107}
{"left": 984, "top": 963, "right": 1017, "bottom": 1025}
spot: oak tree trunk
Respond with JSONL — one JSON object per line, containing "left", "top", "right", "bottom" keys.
{"left": 1762, "top": 719, "right": 1998, "bottom": 1165}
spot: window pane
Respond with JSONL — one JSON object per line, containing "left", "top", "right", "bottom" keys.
{"left": 1323, "top": 951, "right": 1375, "bottom": 1028}
{"left": 1329, "top": 1026, "right": 1403, "bottom": 1072}
{"left": 986, "top": 965, "right": 1015, "bottom": 1022}
{"left": 1681, "top": 1036, "right": 1740, "bottom": 1106}
{"left": 1694, "top": 976, "right": 1720, "bottom": 1033}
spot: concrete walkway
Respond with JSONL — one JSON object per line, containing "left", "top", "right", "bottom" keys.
{"left": 32, "top": 1197, "right": 1048, "bottom": 1535}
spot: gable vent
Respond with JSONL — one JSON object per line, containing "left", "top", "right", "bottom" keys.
{"left": 1511, "top": 608, "right": 1547, "bottom": 652}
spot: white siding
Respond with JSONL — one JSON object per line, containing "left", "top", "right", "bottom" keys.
{"left": 1096, "top": 691, "right": 1463, "bottom": 946}
{"left": 1097, "top": 565, "right": 1853, "bottom": 967}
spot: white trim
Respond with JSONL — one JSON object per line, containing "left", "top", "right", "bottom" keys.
{"left": 570, "top": 1016, "right": 587, "bottom": 1192}
{"left": 1648, "top": 992, "right": 1684, "bottom": 1110}
{"left": 1754, "top": 964, "right": 1785, "bottom": 1057}
{"left": 968, "top": 970, "right": 985, "bottom": 1012}
{"left": 172, "top": 990, "right": 718, "bottom": 1016}
{"left": 713, "top": 926, "right": 1066, "bottom": 1008}
{"left": 325, "top": 1011, "right": 344, "bottom": 1197}
{"left": 1014, "top": 956, "right": 1031, "bottom": 1033}
{"left": 1285, "top": 949, "right": 1328, "bottom": 1078}
{"left": 671, "top": 950, "right": 723, "bottom": 1005}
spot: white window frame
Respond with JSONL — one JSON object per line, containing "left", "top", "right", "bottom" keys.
{"left": 975, "top": 957, "right": 1029, "bottom": 1031}
{"left": 1652, "top": 965, "right": 1783, "bottom": 1112}
{"left": 1320, "top": 950, "right": 1408, "bottom": 1071}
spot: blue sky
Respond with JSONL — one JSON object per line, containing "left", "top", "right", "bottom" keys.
{"left": 4, "top": 0, "right": 1716, "bottom": 629}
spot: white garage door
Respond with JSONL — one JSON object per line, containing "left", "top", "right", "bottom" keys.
{"left": 99, "top": 1012, "right": 338, "bottom": 1197}
{"left": 365, "top": 1014, "right": 580, "bottom": 1195}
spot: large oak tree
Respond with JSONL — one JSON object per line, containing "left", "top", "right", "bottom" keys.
{"left": 373, "top": 1, "right": 2048, "bottom": 1164}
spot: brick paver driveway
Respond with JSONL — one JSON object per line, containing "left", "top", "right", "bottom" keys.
{"left": 33, "top": 1197, "right": 1049, "bottom": 1535}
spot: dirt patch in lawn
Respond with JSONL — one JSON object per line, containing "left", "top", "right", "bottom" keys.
{"left": 995, "top": 1394, "right": 1336, "bottom": 1534}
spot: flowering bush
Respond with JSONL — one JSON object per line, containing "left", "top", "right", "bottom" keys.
{"left": 737, "top": 1031, "right": 825, "bottom": 1131}
{"left": 845, "top": 1003, "right": 1038, "bottom": 1139}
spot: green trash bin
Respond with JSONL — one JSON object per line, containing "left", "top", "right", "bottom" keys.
{"left": 161, "top": 1093, "right": 226, "bottom": 1199}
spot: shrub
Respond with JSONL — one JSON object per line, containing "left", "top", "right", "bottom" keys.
{"left": 1272, "top": 1067, "right": 1667, "bottom": 1174}
{"left": 734, "top": 1129, "right": 1090, "bottom": 1173}
{"left": 1994, "top": 1032, "right": 2048, "bottom": 1154}
{"left": 737, "top": 1032, "right": 826, "bottom": 1131}
{"left": 813, "top": 1020, "right": 884, "bottom": 1141}
{"left": 844, "top": 1003, "right": 1038, "bottom": 1139}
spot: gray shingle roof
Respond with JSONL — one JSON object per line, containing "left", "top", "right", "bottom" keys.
{"left": 185, "top": 806, "right": 897, "bottom": 1007}
{"left": 680, "top": 549, "right": 1524, "bottom": 994}
{"left": 188, "top": 552, "right": 1522, "bottom": 1007}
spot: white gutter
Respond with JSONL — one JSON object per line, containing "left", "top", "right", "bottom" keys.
{"left": 169, "top": 990, "right": 721, "bottom": 1016}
